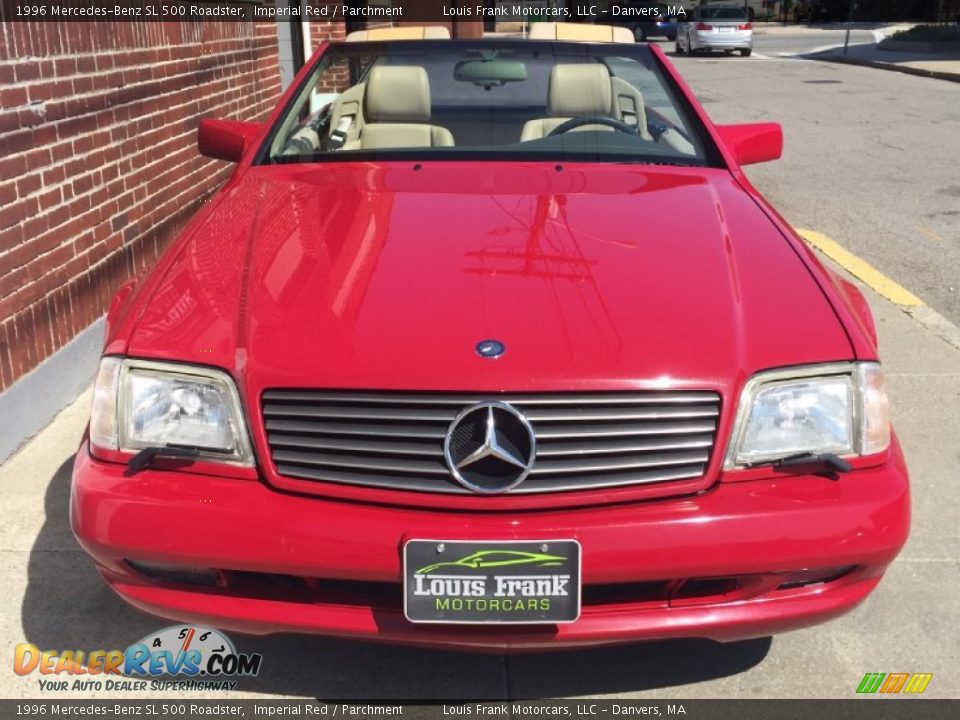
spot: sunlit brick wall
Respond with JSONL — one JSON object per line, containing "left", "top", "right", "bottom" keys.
{"left": 0, "top": 20, "right": 283, "bottom": 391}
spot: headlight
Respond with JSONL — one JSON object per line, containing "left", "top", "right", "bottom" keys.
{"left": 725, "top": 363, "right": 890, "bottom": 469}
{"left": 90, "top": 358, "right": 254, "bottom": 466}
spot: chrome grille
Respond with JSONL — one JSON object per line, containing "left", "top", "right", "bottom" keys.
{"left": 262, "top": 391, "right": 721, "bottom": 494}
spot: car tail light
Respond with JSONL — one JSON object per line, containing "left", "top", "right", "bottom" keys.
{"left": 738, "top": 22, "right": 753, "bottom": 30}
{"left": 696, "top": 22, "right": 713, "bottom": 30}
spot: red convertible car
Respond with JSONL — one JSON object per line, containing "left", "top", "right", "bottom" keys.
{"left": 71, "top": 27, "right": 909, "bottom": 650}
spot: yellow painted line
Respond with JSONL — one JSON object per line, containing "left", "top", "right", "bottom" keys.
{"left": 797, "top": 229, "right": 924, "bottom": 308}
{"left": 914, "top": 224, "right": 944, "bottom": 244}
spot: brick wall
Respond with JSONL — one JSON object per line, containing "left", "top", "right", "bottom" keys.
{"left": 310, "top": 7, "right": 348, "bottom": 46}
{"left": 0, "top": 20, "right": 288, "bottom": 392}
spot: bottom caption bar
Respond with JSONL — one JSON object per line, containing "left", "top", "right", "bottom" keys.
{"left": 4, "top": 700, "right": 958, "bottom": 720}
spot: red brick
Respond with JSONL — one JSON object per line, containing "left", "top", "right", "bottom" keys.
{"left": 0, "top": 182, "right": 16, "bottom": 207}
{"left": 36, "top": 188, "right": 62, "bottom": 211}
{"left": 0, "top": 196, "right": 38, "bottom": 231}
{"left": 26, "top": 80, "right": 55, "bottom": 103}
{"left": 15, "top": 173, "right": 42, "bottom": 198}
{"left": 33, "top": 304, "right": 53, "bottom": 361}
{"left": 0, "top": 224, "right": 25, "bottom": 256}
{"left": 77, "top": 56, "right": 97, "bottom": 74}
{"left": 21, "top": 147, "right": 52, "bottom": 171}
{"left": 36, "top": 59, "right": 55, "bottom": 79}
{"left": 13, "top": 61, "right": 40, "bottom": 82}
{"left": 41, "top": 165, "right": 67, "bottom": 186}
{"left": 0, "top": 322, "right": 13, "bottom": 391}
{"left": 54, "top": 57, "right": 78, "bottom": 76}
{"left": 72, "top": 174, "right": 95, "bottom": 196}
{"left": 0, "top": 17, "right": 284, "bottom": 387}
{"left": 9, "top": 309, "right": 37, "bottom": 372}
{"left": 1, "top": 86, "right": 28, "bottom": 107}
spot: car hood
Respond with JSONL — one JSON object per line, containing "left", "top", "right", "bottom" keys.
{"left": 127, "top": 163, "right": 852, "bottom": 396}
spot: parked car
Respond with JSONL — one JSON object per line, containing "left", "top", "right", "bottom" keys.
{"left": 677, "top": 4, "right": 754, "bottom": 56}
{"left": 601, "top": 2, "right": 679, "bottom": 41}
{"left": 72, "top": 27, "right": 908, "bottom": 651}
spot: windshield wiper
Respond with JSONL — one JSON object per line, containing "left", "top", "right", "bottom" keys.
{"left": 770, "top": 453, "right": 853, "bottom": 475}
{"left": 127, "top": 444, "right": 230, "bottom": 474}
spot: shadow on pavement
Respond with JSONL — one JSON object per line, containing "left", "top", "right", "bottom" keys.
{"left": 504, "top": 637, "right": 772, "bottom": 698}
{"left": 22, "top": 457, "right": 160, "bottom": 654}
{"left": 22, "top": 456, "right": 771, "bottom": 699}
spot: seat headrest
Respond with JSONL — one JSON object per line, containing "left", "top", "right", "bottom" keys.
{"left": 548, "top": 64, "right": 612, "bottom": 117}
{"left": 529, "top": 22, "right": 634, "bottom": 44}
{"left": 365, "top": 66, "right": 432, "bottom": 123}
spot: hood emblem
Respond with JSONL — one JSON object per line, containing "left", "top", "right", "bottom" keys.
{"left": 476, "top": 339, "right": 505, "bottom": 358}
{"left": 444, "top": 402, "right": 536, "bottom": 494}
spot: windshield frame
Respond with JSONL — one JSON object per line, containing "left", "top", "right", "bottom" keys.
{"left": 252, "top": 39, "right": 725, "bottom": 169}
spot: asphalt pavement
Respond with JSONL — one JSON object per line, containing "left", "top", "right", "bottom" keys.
{"left": 730, "top": 25, "right": 883, "bottom": 56}
{"left": 2, "top": 30, "right": 959, "bottom": 701}
{"left": 668, "top": 31, "right": 960, "bottom": 327}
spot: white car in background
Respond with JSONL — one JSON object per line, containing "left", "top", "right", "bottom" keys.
{"left": 676, "top": 4, "right": 754, "bottom": 57}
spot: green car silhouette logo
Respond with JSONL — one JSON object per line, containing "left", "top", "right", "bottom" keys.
{"left": 416, "top": 550, "right": 567, "bottom": 575}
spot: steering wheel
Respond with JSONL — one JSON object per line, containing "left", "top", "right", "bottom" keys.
{"left": 547, "top": 116, "right": 639, "bottom": 137}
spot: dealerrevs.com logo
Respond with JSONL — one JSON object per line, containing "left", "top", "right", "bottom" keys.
{"left": 14, "top": 626, "right": 262, "bottom": 692}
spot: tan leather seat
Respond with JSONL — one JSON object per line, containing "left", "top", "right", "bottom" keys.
{"left": 521, "top": 64, "right": 652, "bottom": 142}
{"left": 611, "top": 77, "right": 650, "bottom": 139}
{"left": 357, "top": 66, "right": 454, "bottom": 150}
{"left": 329, "top": 82, "right": 367, "bottom": 148}
{"left": 521, "top": 64, "right": 617, "bottom": 142}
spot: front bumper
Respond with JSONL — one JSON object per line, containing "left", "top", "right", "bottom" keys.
{"left": 71, "top": 440, "right": 909, "bottom": 651}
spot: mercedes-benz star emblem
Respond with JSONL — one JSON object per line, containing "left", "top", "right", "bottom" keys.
{"left": 444, "top": 402, "right": 536, "bottom": 494}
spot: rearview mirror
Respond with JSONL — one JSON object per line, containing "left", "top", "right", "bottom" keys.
{"left": 454, "top": 59, "right": 528, "bottom": 88}
{"left": 198, "top": 119, "right": 262, "bottom": 163}
{"left": 716, "top": 122, "right": 783, "bottom": 166}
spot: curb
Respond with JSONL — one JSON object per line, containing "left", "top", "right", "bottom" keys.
{"left": 798, "top": 229, "right": 960, "bottom": 356}
{"left": 878, "top": 38, "right": 960, "bottom": 53}
{"left": 817, "top": 54, "right": 960, "bottom": 83}
{"left": 905, "top": 305, "right": 960, "bottom": 355}
{"left": 0, "top": 316, "right": 103, "bottom": 464}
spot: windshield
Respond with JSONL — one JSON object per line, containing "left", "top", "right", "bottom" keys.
{"left": 263, "top": 40, "right": 707, "bottom": 166}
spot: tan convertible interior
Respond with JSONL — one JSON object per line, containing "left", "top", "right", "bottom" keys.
{"left": 324, "top": 62, "right": 660, "bottom": 150}
{"left": 338, "top": 66, "right": 455, "bottom": 151}
{"left": 519, "top": 64, "right": 652, "bottom": 142}
{"left": 272, "top": 52, "right": 699, "bottom": 156}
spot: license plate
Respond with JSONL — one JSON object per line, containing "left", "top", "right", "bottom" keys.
{"left": 720, "top": 27, "right": 733, "bottom": 32}
{"left": 403, "top": 539, "right": 581, "bottom": 624}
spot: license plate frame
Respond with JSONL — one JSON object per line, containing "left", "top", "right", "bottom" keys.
{"left": 403, "top": 539, "right": 582, "bottom": 625}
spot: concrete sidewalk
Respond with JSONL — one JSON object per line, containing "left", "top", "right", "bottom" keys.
{"left": 809, "top": 42, "right": 960, "bottom": 82}
{"left": 1, "top": 258, "right": 958, "bottom": 699}
{"left": 753, "top": 22, "right": 912, "bottom": 35}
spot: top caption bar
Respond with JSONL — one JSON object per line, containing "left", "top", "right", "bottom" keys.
{"left": 5, "top": 1, "right": 589, "bottom": 24}
{"left": 0, "top": 1, "right": 926, "bottom": 26}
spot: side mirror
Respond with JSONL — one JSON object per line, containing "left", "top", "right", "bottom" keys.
{"left": 716, "top": 122, "right": 783, "bottom": 166}
{"left": 198, "top": 119, "right": 262, "bottom": 163}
